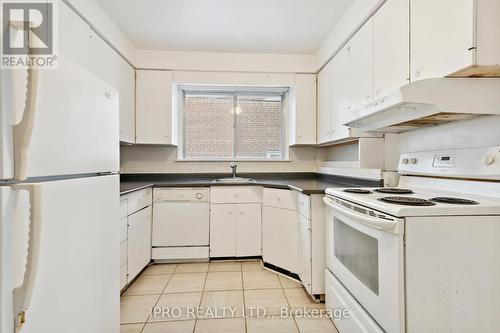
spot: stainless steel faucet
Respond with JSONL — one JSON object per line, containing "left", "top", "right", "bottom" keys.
{"left": 230, "top": 163, "right": 238, "bottom": 178}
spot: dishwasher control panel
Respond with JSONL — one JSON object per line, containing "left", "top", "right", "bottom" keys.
{"left": 153, "top": 188, "right": 210, "bottom": 202}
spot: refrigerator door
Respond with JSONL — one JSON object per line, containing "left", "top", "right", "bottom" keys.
{"left": 0, "top": 175, "right": 120, "bottom": 333}
{"left": 0, "top": 68, "right": 27, "bottom": 180}
{"left": 0, "top": 56, "right": 119, "bottom": 181}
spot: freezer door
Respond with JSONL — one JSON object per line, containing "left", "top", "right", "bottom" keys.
{"left": 1, "top": 56, "right": 119, "bottom": 180}
{"left": 0, "top": 175, "right": 120, "bottom": 333}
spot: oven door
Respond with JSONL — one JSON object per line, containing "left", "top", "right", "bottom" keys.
{"left": 324, "top": 196, "right": 405, "bottom": 333}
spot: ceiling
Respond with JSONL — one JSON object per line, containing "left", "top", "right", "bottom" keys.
{"left": 95, "top": 0, "right": 354, "bottom": 55}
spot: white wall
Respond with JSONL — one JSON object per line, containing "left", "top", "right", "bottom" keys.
{"left": 384, "top": 115, "right": 500, "bottom": 171}
{"left": 120, "top": 146, "right": 316, "bottom": 174}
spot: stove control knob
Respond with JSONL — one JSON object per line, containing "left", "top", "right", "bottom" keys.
{"left": 409, "top": 158, "right": 417, "bottom": 165}
{"left": 483, "top": 154, "right": 496, "bottom": 166}
{"left": 401, "top": 158, "right": 409, "bottom": 165}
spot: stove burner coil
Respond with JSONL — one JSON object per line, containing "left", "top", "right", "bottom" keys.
{"left": 343, "top": 189, "right": 372, "bottom": 194}
{"left": 375, "top": 188, "right": 413, "bottom": 194}
{"left": 430, "top": 197, "right": 479, "bottom": 205}
{"left": 378, "top": 196, "right": 435, "bottom": 206}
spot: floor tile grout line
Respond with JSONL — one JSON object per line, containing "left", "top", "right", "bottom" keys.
{"left": 136, "top": 266, "right": 175, "bottom": 331}
{"left": 240, "top": 267, "right": 248, "bottom": 333}
{"left": 192, "top": 270, "right": 209, "bottom": 333}
{"left": 282, "top": 289, "right": 301, "bottom": 333}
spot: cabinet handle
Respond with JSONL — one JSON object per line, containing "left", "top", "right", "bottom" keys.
{"left": 239, "top": 211, "right": 243, "bottom": 215}
{"left": 229, "top": 211, "right": 233, "bottom": 215}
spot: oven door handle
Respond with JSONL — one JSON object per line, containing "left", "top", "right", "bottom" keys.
{"left": 323, "top": 197, "right": 398, "bottom": 231}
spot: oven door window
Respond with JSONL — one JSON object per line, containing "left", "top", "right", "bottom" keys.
{"left": 334, "top": 218, "right": 379, "bottom": 295}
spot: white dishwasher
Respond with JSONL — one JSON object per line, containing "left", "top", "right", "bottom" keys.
{"left": 152, "top": 188, "right": 210, "bottom": 261}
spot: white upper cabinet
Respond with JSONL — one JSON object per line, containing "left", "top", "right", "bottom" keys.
{"left": 411, "top": 0, "right": 500, "bottom": 80}
{"left": 58, "top": 3, "right": 92, "bottom": 71}
{"left": 347, "top": 18, "right": 374, "bottom": 113}
{"left": 136, "top": 70, "right": 175, "bottom": 145}
{"left": 330, "top": 45, "right": 351, "bottom": 142}
{"left": 373, "top": 0, "right": 410, "bottom": 98}
{"left": 88, "top": 31, "right": 136, "bottom": 144}
{"left": 290, "top": 74, "right": 317, "bottom": 146}
{"left": 317, "top": 62, "right": 332, "bottom": 144}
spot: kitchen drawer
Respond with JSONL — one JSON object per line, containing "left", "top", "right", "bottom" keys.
{"left": 154, "top": 188, "right": 209, "bottom": 202}
{"left": 120, "top": 240, "right": 127, "bottom": 266}
{"left": 124, "top": 188, "right": 152, "bottom": 215}
{"left": 325, "top": 270, "right": 383, "bottom": 333}
{"left": 120, "top": 199, "right": 128, "bottom": 219}
{"left": 298, "top": 193, "right": 311, "bottom": 219}
{"left": 210, "top": 186, "right": 262, "bottom": 203}
{"left": 120, "top": 263, "right": 127, "bottom": 290}
{"left": 263, "top": 188, "right": 297, "bottom": 210}
{"left": 120, "top": 217, "right": 128, "bottom": 243}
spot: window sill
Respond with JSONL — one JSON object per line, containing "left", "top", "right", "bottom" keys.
{"left": 175, "top": 159, "right": 292, "bottom": 162}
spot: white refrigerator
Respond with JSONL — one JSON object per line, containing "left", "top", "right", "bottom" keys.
{"left": 0, "top": 56, "right": 120, "bottom": 333}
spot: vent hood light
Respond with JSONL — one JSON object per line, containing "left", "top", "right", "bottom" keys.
{"left": 343, "top": 78, "right": 500, "bottom": 133}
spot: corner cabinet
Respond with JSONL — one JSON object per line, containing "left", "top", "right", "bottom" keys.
{"left": 290, "top": 74, "right": 317, "bottom": 145}
{"left": 59, "top": 2, "right": 136, "bottom": 143}
{"left": 317, "top": 62, "right": 332, "bottom": 144}
{"left": 135, "top": 70, "right": 175, "bottom": 145}
{"left": 262, "top": 188, "right": 298, "bottom": 273}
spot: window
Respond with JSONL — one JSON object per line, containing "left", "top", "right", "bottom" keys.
{"left": 179, "top": 87, "right": 288, "bottom": 160}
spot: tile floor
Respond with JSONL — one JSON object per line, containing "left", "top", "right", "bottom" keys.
{"left": 120, "top": 260, "right": 339, "bottom": 333}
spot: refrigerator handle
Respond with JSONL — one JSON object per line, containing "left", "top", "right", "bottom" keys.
{"left": 13, "top": 67, "right": 40, "bottom": 181}
{"left": 12, "top": 184, "right": 42, "bottom": 331}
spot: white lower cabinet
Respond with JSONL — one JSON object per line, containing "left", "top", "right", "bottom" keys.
{"left": 210, "top": 203, "right": 261, "bottom": 257}
{"left": 262, "top": 205, "right": 298, "bottom": 273}
{"left": 236, "top": 204, "right": 262, "bottom": 256}
{"left": 297, "top": 213, "right": 312, "bottom": 289}
{"left": 297, "top": 194, "right": 326, "bottom": 297}
{"left": 120, "top": 188, "right": 153, "bottom": 290}
{"left": 127, "top": 206, "right": 152, "bottom": 281}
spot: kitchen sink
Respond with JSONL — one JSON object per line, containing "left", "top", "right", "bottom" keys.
{"left": 212, "top": 177, "right": 256, "bottom": 183}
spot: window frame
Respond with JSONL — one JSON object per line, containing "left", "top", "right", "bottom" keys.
{"left": 177, "top": 85, "right": 290, "bottom": 161}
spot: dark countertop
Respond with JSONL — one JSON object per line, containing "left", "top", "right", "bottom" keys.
{"left": 120, "top": 173, "right": 383, "bottom": 196}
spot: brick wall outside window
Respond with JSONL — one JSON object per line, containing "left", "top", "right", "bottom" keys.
{"left": 183, "top": 94, "right": 283, "bottom": 159}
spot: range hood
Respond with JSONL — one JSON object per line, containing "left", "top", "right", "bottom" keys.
{"left": 343, "top": 78, "right": 500, "bottom": 133}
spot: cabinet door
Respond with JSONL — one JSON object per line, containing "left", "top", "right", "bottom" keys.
{"left": 292, "top": 74, "right": 317, "bottom": 145}
{"left": 89, "top": 30, "right": 135, "bottom": 143}
{"left": 317, "top": 62, "right": 332, "bottom": 144}
{"left": 210, "top": 204, "right": 237, "bottom": 257}
{"left": 262, "top": 206, "right": 298, "bottom": 273}
{"left": 128, "top": 206, "right": 152, "bottom": 281}
{"left": 58, "top": 2, "right": 93, "bottom": 72}
{"left": 136, "top": 70, "right": 174, "bottom": 145}
{"left": 330, "top": 45, "right": 351, "bottom": 142}
{"left": 411, "top": 0, "right": 474, "bottom": 81}
{"left": 282, "top": 210, "right": 299, "bottom": 273}
{"left": 236, "top": 204, "right": 262, "bottom": 257}
{"left": 373, "top": 0, "right": 409, "bottom": 98}
{"left": 262, "top": 206, "right": 282, "bottom": 267}
{"left": 298, "top": 214, "right": 312, "bottom": 293}
{"left": 348, "top": 18, "right": 374, "bottom": 111}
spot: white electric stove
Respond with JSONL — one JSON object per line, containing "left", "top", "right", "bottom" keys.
{"left": 324, "top": 146, "right": 500, "bottom": 333}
